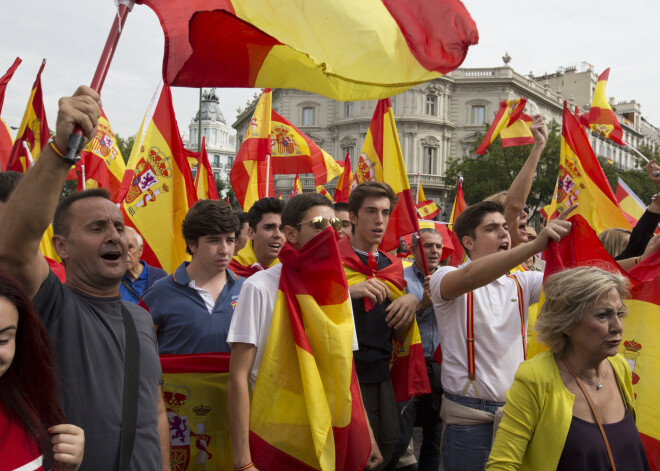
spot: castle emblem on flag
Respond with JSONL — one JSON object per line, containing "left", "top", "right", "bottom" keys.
{"left": 623, "top": 339, "right": 642, "bottom": 387}
{"left": 270, "top": 124, "right": 302, "bottom": 156}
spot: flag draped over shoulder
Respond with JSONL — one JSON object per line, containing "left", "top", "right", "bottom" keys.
{"left": 161, "top": 352, "right": 233, "bottom": 471}
{"left": 543, "top": 215, "right": 660, "bottom": 467}
{"left": 358, "top": 98, "right": 419, "bottom": 251}
{"left": 500, "top": 113, "right": 534, "bottom": 148}
{"left": 579, "top": 68, "right": 625, "bottom": 145}
{"left": 616, "top": 177, "right": 646, "bottom": 226}
{"left": 448, "top": 178, "right": 466, "bottom": 267}
{"left": 334, "top": 153, "right": 352, "bottom": 203}
{"left": 7, "top": 60, "right": 49, "bottom": 173}
{"left": 138, "top": 0, "right": 478, "bottom": 102}
{"left": 0, "top": 57, "right": 21, "bottom": 171}
{"left": 338, "top": 237, "right": 430, "bottom": 401}
{"left": 76, "top": 110, "right": 126, "bottom": 202}
{"left": 118, "top": 82, "right": 197, "bottom": 272}
{"left": 542, "top": 103, "right": 630, "bottom": 234}
{"left": 475, "top": 98, "right": 527, "bottom": 155}
{"left": 229, "top": 240, "right": 279, "bottom": 278}
{"left": 250, "top": 229, "right": 371, "bottom": 471}
{"left": 185, "top": 137, "right": 219, "bottom": 200}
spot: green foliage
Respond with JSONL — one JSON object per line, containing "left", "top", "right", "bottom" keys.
{"left": 115, "top": 134, "right": 135, "bottom": 164}
{"left": 597, "top": 154, "right": 657, "bottom": 204}
{"left": 60, "top": 180, "right": 78, "bottom": 200}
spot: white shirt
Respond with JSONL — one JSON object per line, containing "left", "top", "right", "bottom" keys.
{"left": 430, "top": 262, "right": 543, "bottom": 402}
{"left": 227, "top": 264, "right": 359, "bottom": 385}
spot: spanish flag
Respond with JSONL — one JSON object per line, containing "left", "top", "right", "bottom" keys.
{"left": 161, "top": 352, "right": 233, "bottom": 470}
{"left": 500, "top": 113, "right": 534, "bottom": 148}
{"left": 415, "top": 174, "right": 440, "bottom": 219}
{"left": 139, "top": 0, "right": 478, "bottom": 101}
{"left": 475, "top": 98, "right": 527, "bottom": 155}
{"left": 316, "top": 184, "right": 334, "bottom": 202}
{"left": 292, "top": 174, "right": 303, "bottom": 197}
{"left": 448, "top": 177, "right": 466, "bottom": 267}
{"left": 542, "top": 215, "right": 660, "bottom": 468}
{"left": 542, "top": 103, "right": 630, "bottom": 234}
{"left": 0, "top": 57, "right": 21, "bottom": 171}
{"left": 118, "top": 82, "right": 197, "bottom": 272}
{"left": 7, "top": 59, "right": 49, "bottom": 173}
{"left": 334, "top": 153, "right": 352, "bottom": 203}
{"left": 616, "top": 177, "right": 646, "bottom": 226}
{"left": 250, "top": 229, "right": 371, "bottom": 471}
{"left": 76, "top": 110, "right": 126, "bottom": 202}
{"left": 185, "top": 137, "right": 220, "bottom": 200}
{"left": 359, "top": 98, "right": 420, "bottom": 251}
{"left": 579, "top": 68, "right": 625, "bottom": 146}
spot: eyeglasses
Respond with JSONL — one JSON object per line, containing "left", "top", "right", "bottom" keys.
{"left": 296, "top": 216, "right": 343, "bottom": 232}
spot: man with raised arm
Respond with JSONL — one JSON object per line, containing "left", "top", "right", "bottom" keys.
{"left": 0, "top": 86, "right": 170, "bottom": 471}
{"left": 428, "top": 200, "right": 575, "bottom": 471}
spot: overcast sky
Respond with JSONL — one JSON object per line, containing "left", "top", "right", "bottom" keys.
{"left": 1, "top": 0, "right": 659, "bottom": 141}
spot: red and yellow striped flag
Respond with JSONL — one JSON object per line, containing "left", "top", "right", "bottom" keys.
{"left": 250, "top": 229, "right": 371, "bottom": 470}
{"left": 0, "top": 57, "right": 21, "bottom": 171}
{"left": 579, "top": 68, "right": 625, "bottom": 145}
{"left": 291, "top": 173, "right": 303, "bottom": 198}
{"left": 316, "top": 184, "right": 334, "bottom": 202}
{"left": 139, "top": 0, "right": 478, "bottom": 101}
{"left": 185, "top": 137, "right": 220, "bottom": 200}
{"left": 616, "top": 177, "right": 646, "bottom": 226}
{"left": 359, "top": 98, "right": 419, "bottom": 251}
{"left": 543, "top": 103, "right": 630, "bottom": 234}
{"left": 500, "top": 113, "right": 534, "bottom": 148}
{"left": 415, "top": 174, "right": 440, "bottom": 219}
{"left": 118, "top": 82, "right": 197, "bottom": 272}
{"left": 448, "top": 177, "right": 466, "bottom": 267}
{"left": 475, "top": 98, "right": 527, "bottom": 155}
{"left": 7, "top": 59, "right": 49, "bottom": 173}
{"left": 76, "top": 110, "right": 126, "bottom": 202}
{"left": 334, "top": 152, "right": 353, "bottom": 203}
{"left": 161, "top": 352, "right": 233, "bottom": 470}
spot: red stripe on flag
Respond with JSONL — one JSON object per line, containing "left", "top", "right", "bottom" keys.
{"left": 160, "top": 352, "right": 230, "bottom": 373}
{"left": 390, "top": 342, "right": 428, "bottom": 402}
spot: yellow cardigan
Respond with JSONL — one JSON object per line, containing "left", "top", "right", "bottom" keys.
{"left": 486, "top": 351, "right": 635, "bottom": 471}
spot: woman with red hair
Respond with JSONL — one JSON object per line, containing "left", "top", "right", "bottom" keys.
{"left": 0, "top": 271, "right": 84, "bottom": 470}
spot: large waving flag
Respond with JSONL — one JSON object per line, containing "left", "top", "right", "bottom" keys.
{"left": 616, "top": 177, "right": 646, "bottom": 226}
{"left": 500, "top": 113, "right": 534, "bottom": 148}
{"left": 475, "top": 98, "right": 527, "bottom": 155}
{"left": 231, "top": 89, "right": 341, "bottom": 211}
{"left": 334, "top": 153, "right": 352, "bottom": 203}
{"left": 185, "top": 137, "right": 219, "bottom": 200}
{"left": 7, "top": 60, "right": 49, "bottom": 173}
{"left": 542, "top": 103, "right": 630, "bottom": 234}
{"left": 415, "top": 174, "right": 440, "bottom": 219}
{"left": 0, "top": 57, "right": 21, "bottom": 171}
{"left": 250, "top": 229, "right": 371, "bottom": 471}
{"left": 76, "top": 110, "right": 126, "bottom": 202}
{"left": 139, "top": 0, "right": 478, "bottom": 101}
{"left": 161, "top": 352, "right": 233, "bottom": 470}
{"left": 358, "top": 98, "right": 419, "bottom": 251}
{"left": 543, "top": 215, "right": 660, "bottom": 468}
{"left": 118, "top": 82, "right": 197, "bottom": 272}
{"left": 448, "top": 177, "right": 466, "bottom": 267}
{"left": 579, "top": 68, "right": 625, "bottom": 146}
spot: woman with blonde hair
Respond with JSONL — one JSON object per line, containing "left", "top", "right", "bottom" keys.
{"left": 486, "top": 266, "right": 650, "bottom": 470}
{"left": 598, "top": 228, "right": 632, "bottom": 258}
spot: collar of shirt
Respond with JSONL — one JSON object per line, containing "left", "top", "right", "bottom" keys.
{"left": 122, "top": 260, "right": 149, "bottom": 284}
{"left": 172, "top": 262, "right": 237, "bottom": 313}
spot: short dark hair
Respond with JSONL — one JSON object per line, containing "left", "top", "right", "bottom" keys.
{"left": 248, "top": 197, "right": 284, "bottom": 230}
{"left": 348, "top": 181, "right": 398, "bottom": 216}
{"left": 282, "top": 193, "right": 334, "bottom": 228}
{"left": 53, "top": 189, "right": 112, "bottom": 236}
{"left": 0, "top": 171, "right": 23, "bottom": 202}
{"left": 182, "top": 200, "right": 239, "bottom": 255}
{"left": 454, "top": 200, "right": 504, "bottom": 254}
{"left": 334, "top": 202, "right": 349, "bottom": 213}
{"left": 411, "top": 227, "right": 441, "bottom": 248}
{"left": 234, "top": 210, "right": 249, "bottom": 227}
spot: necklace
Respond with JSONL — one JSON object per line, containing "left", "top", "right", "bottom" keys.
{"left": 564, "top": 359, "right": 604, "bottom": 391}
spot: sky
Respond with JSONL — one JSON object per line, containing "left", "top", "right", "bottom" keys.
{"left": 1, "top": 1, "right": 659, "bottom": 140}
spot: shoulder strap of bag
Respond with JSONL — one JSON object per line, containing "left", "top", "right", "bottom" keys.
{"left": 119, "top": 302, "right": 141, "bottom": 471}
{"left": 561, "top": 359, "right": 617, "bottom": 471}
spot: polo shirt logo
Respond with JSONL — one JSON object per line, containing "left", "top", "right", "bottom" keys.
{"left": 231, "top": 301, "right": 238, "bottom": 309}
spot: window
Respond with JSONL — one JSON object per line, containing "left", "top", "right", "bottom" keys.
{"left": 342, "top": 146, "right": 355, "bottom": 160}
{"left": 423, "top": 147, "right": 437, "bottom": 174}
{"left": 472, "top": 105, "right": 485, "bottom": 125}
{"left": 425, "top": 95, "right": 437, "bottom": 116}
{"left": 302, "top": 107, "right": 315, "bottom": 126}
{"left": 213, "top": 155, "right": 220, "bottom": 167}
{"left": 190, "top": 129, "right": 197, "bottom": 145}
{"left": 228, "top": 156, "right": 234, "bottom": 167}
{"left": 390, "top": 96, "right": 397, "bottom": 113}
{"left": 211, "top": 129, "right": 217, "bottom": 145}
{"left": 345, "top": 102, "right": 354, "bottom": 117}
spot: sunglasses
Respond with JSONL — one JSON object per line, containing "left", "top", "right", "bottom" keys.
{"left": 296, "top": 216, "right": 343, "bottom": 232}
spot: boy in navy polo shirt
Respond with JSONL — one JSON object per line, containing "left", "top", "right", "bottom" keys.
{"left": 141, "top": 199, "right": 244, "bottom": 354}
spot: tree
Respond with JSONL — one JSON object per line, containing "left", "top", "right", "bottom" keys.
{"left": 115, "top": 134, "right": 135, "bottom": 164}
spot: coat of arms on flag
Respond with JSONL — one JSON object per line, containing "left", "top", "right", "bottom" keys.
{"left": 125, "top": 146, "right": 172, "bottom": 214}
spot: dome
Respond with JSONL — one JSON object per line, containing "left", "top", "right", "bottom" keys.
{"left": 195, "top": 88, "right": 226, "bottom": 124}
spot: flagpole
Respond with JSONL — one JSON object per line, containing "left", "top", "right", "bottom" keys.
{"left": 265, "top": 154, "right": 271, "bottom": 197}
{"left": 81, "top": 164, "right": 86, "bottom": 191}
{"left": 624, "top": 142, "right": 650, "bottom": 163}
{"left": 63, "top": 0, "right": 135, "bottom": 164}
{"left": 416, "top": 172, "right": 421, "bottom": 204}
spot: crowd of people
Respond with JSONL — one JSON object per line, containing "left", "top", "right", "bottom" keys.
{"left": 0, "top": 86, "right": 658, "bottom": 471}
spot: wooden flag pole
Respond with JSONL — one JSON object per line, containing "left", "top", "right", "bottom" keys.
{"left": 63, "top": 0, "right": 135, "bottom": 163}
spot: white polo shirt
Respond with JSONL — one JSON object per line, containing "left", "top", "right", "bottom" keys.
{"left": 430, "top": 262, "right": 543, "bottom": 402}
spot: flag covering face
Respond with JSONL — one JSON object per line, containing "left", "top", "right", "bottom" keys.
{"left": 616, "top": 177, "right": 646, "bottom": 226}
{"left": 579, "top": 68, "right": 625, "bottom": 145}
{"left": 542, "top": 215, "right": 660, "bottom": 468}
{"left": 334, "top": 153, "right": 352, "bottom": 203}
{"left": 542, "top": 103, "right": 630, "bottom": 234}
{"left": 161, "top": 353, "right": 233, "bottom": 471}
{"left": 0, "top": 57, "right": 21, "bottom": 171}
{"left": 250, "top": 229, "right": 371, "bottom": 471}
{"left": 500, "top": 113, "right": 534, "bottom": 148}
{"left": 7, "top": 60, "right": 49, "bottom": 173}
{"left": 138, "top": 0, "right": 478, "bottom": 101}
{"left": 358, "top": 98, "right": 419, "bottom": 251}
{"left": 76, "top": 110, "right": 126, "bottom": 202}
{"left": 448, "top": 177, "right": 466, "bottom": 267}
{"left": 185, "top": 137, "right": 220, "bottom": 200}
{"left": 475, "top": 98, "right": 527, "bottom": 155}
{"left": 118, "top": 82, "right": 197, "bottom": 272}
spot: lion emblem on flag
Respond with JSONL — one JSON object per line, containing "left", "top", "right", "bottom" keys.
{"left": 125, "top": 145, "right": 172, "bottom": 206}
